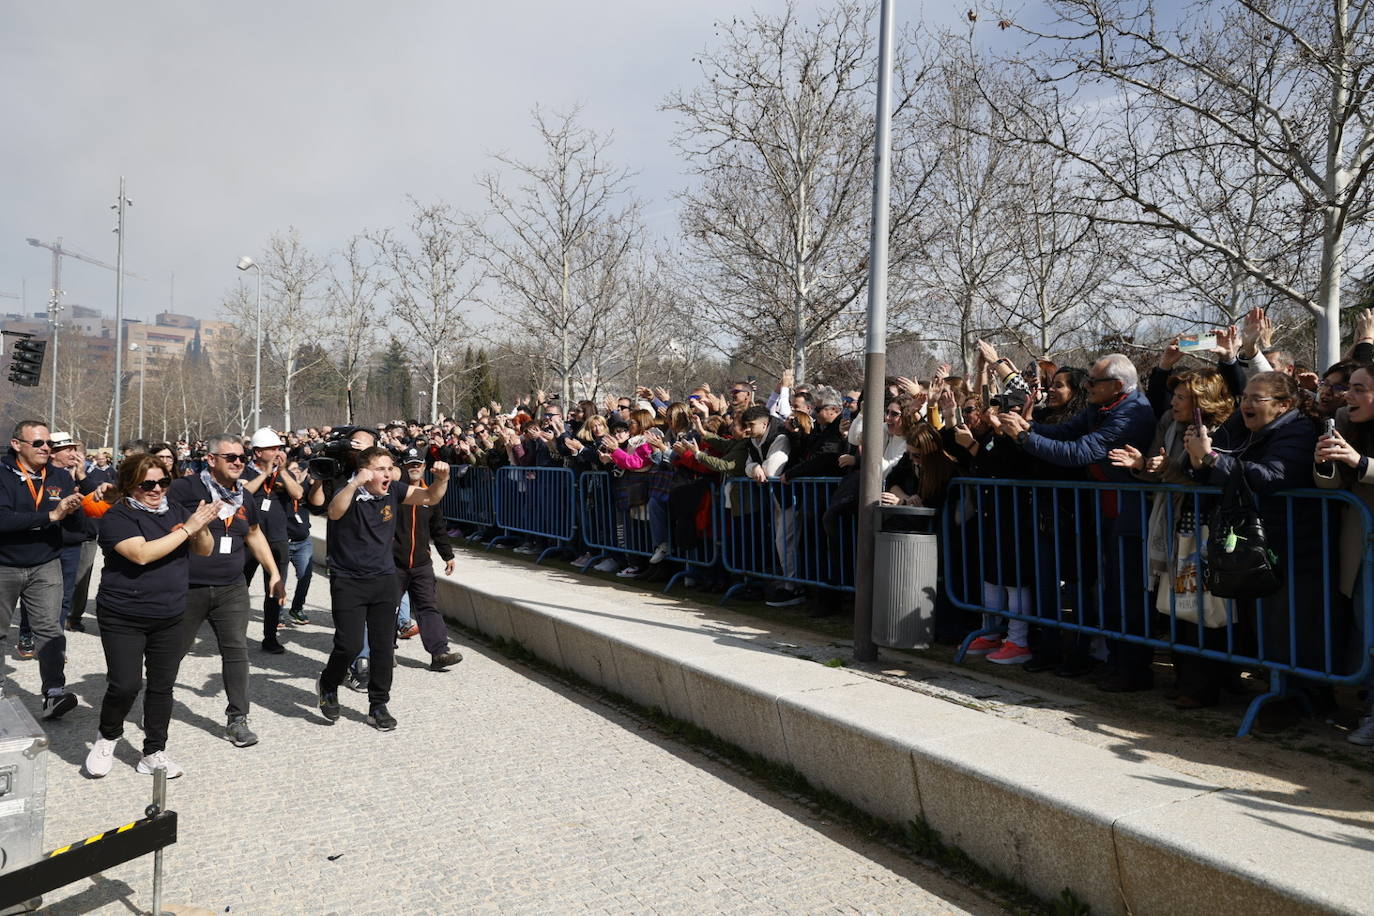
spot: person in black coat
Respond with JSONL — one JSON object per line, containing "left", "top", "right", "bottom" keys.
{"left": 1184, "top": 371, "right": 1328, "bottom": 728}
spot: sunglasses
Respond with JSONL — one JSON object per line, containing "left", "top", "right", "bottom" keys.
{"left": 215, "top": 453, "right": 246, "bottom": 463}
{"left": 137, "top": 478, "right": 171, "bottom": 491}
{"left": 16, "top": 439, "right": 51, "bottom": 449}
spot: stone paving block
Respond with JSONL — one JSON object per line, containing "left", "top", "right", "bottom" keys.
{"left": 678, "top": 650, "right": 867, "bottom": 762}
{"left": 552, "top": 620, "right": 623, "bottom": 695}
{"left": 435, "top": 574, "right": 477, "bottom": 629}
{"left": 467, "top": 588, "right": 516, "bottom": 640}
{"left": 505, "top": 599, "right": 566, "bottom": 669}
{"left": 778, "top": 680, "right": 1001, "bottom": 827}
{"left": 1113, "top": 788, "right": 1372, "bottom": 916}
{"left": 913, "top": 722, "right": 1219, "bottom": 916}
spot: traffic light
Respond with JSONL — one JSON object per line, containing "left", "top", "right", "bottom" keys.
{"left": 7, "top": 337, "right": 46, "bottom": 387}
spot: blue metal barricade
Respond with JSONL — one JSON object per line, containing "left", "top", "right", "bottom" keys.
{"left": 576, "top": 471, "right": 720, "bottom": 592}
{"left": 717, "top": 477, "right": 856, "bottom": 602}
{"left": 942, "top": 477, "right": 1374, "bottom": 737}
{"left": 491, "top": 466, "right": 577, "bottom": 562}
{"left": 440, "top": 465, "right": 496, "bottom": 532}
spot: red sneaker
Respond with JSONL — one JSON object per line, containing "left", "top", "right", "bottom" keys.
{"left": 987, "top": 641, "right": 1032, "bottom": 665}
{"left": 398, "top": 623, "right": 420, "bottom": 639}
{"left": 965, "top": 635, "right": 1003, "bottom": 656}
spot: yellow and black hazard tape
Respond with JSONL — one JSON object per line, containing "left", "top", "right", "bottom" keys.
{"left": 47, "top": 817, "right": 144, "bottom": 858}
{"left": 0, "top": 809, "right": 176, "bottom": 910}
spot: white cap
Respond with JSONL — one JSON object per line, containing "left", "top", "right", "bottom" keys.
{"left": 48, "top": 431, "right": 75, "bottom": 449}
{"left": 249, "top": 428, "right": 284, "bottom": 449}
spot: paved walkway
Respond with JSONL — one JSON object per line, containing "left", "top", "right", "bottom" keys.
{"left": 13, "top": 565, "right": 1003, "bottom": 915}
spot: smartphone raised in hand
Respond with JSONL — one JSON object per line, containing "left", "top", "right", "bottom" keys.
{"left": 1177, "top": 334, "right": 1217, "bottom": 352}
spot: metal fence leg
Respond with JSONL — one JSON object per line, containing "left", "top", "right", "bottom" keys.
{"left": 1238, "top": 671, "right": 1287, "bottom": 738}
{"left": 149, "top": 766, "right": 170, "bottom": 916}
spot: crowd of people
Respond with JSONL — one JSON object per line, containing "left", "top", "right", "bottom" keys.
{"left": 5, "top": 304, "right": 1374, "bottom": 778}
{"left": 0, "top": 421, "right": 460, "bottom": 780}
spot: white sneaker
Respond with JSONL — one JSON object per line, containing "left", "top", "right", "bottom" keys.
{"left": 617, "top": 566, "right": 642, "bottom": 578}
{"left": 592, "top": 558, "right": 619, "bottom": 573}
{"left": 84, "top": 737, "right": 118, "bottom": 778}
{"left": 1348, "top": 714, "right": 1374, "bottom": 746}
{"left": 136, "top": 750, "right": 184, "bottom": 779}
{"left": 572, "top": 553, "right": 592, "bottom": 567}
{"left": 649, "top": 543, "right": 670, "bottom": 564}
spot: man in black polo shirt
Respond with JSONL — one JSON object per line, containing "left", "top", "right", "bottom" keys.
{"left": 0, "top": 420, "right": 85, "bottom": 718}
{"left": 395, "top": 448, "right": 463, "bottom": 671}
{"left": 241, "top": 428, "right": 302, "bottom": 653}
{"left": 317, "top": 446, "right": 449, "bottom": 731}
{"left": 169, "top": 434, "right": 285, "bottom": 748}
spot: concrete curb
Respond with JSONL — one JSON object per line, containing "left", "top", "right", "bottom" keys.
{"left": 314, "top": 531, "right": 1368, "bottom": 914}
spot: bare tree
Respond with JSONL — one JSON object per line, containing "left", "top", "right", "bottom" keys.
{"left": 326, "top": 234, "right": 384, "bottom": 423}
{"left": 471, "top": 107, "right": 640, "bottom": 403}
{"left": 987, "top": 0, "right": 1374, "bottom": 366}
{"left": 242, "top": 228, "right": 330, "bottom": 431}
{"left": 664, "top": 0, "right": 935, "bottom": 382}
{"left": 372, "top": 199, "right": 482, "bottom": 423}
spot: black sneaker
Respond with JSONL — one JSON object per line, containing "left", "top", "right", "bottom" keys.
{"left": 41, "top": 691, "right": 77, "bottom": 721}
{"left": 430, "top": 650, "right": 464, "bottom": 671}
{"left": 765, "top": 587, "right": 807, "bottom": 608}
{"left": 366, "top": 705, "right": 397, "bottom": 731}
{"left": 344, "top": 659, "right": 370, "bottom": 692}
{"left": 317, "top": 675, "right": 340, "bottom": 722}
{"left": 225, "top": 715, "right": 259, "bottom": 747}
{"left": 16, "top": 635, "right": 34, "bottom": 660}
{"left": 261, "top": 639, "right": 286, "bottom": 655}
{"left": 288, "top": 608, "right": 309, "bottom": 625}
{"left": 65, "top": 619, "right": 86, "bottom": 633}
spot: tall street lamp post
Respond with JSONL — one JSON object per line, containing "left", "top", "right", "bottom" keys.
{"left": 237, "top": 256, "right": 262, "bottom": 431}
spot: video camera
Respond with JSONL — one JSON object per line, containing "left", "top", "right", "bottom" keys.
{"left": 308, "top": 425, "right": 364, "bottom": 480}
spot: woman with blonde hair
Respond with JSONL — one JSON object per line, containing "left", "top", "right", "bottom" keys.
{"left": 1111, "top": 367, "right": 1235, "bottom": 708}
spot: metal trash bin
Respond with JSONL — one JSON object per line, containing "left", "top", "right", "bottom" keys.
{"left": 0, "top": 695, "right": 47, "bottom": 877}
{"left": 872, "top": 505, "right": 938, "bottom": 649}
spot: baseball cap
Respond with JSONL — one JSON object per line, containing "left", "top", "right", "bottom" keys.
{"left": 249, "top": 428, "right": 284, "bottom": 449}
{"left": 401, "top": 447, "right": 425, "bottom": 465}
{"left": 48, "top": 431, "right": 76, "bottom": 450}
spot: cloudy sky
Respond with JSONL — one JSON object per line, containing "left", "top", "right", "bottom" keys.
{"left": 1, "top": 1, "right": 971, "bottom": 331}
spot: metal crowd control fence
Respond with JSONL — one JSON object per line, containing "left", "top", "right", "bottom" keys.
{"left": 490, "top": 466, "right": 577, "bottom": 562}
{"left": 717, "top": 476, "right": 857, "bottom": 603}
{"left": 441, "top": 464, "right": 496, "bottom": 534}
{"left": 942, "top": 477, "right": 1374, "bottom": 737}
{"left": 576, "top": 471, "right": 720, "bottom": 592}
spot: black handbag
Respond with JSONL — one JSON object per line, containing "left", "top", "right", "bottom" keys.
{"left": 1204, "top": 462, "right": 1281, "bottom": 599}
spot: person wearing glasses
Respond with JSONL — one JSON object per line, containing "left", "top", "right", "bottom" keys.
{"left": 167, "top": 434, "right": 285, "bottom": 749}
{"left": 0, "top": 420, "right": 86, "bottom": 719}
{"left": 994, "top": 354, "right": 1157, "bottom": 691}
{"left": 1186, "top": 371, "right": 1326, "bottom": 731}
{"left": 85, "top": 454, "right": 220, "bottom": 778}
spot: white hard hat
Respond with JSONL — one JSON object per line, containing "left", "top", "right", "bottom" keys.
{"left": 249, "top": 428, "right": 284, "bottom": 449}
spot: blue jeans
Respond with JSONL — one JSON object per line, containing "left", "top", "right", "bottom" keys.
{"left": 648, "top": 494, "right": 671, "bottom": 549}
{"left": 396, "top": 592, "right": 413, "bottom": 629}
{"left": 287, "top": 539, "right": 313, "bottom": 611}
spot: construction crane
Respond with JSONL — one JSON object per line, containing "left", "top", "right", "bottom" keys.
{"left": 25, "top": 237, "right": 147, "bottom": 425}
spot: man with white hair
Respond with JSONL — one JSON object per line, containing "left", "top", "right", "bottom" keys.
{"left": 994, "top": 354, "right": 1157, "bottom": 691}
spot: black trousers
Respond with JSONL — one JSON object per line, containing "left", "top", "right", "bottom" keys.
{"left": 323, "top": 574, "right": 400, "bottom": 708}
{"left": 244, "top": 539, "right": 289, "bottom": 640}
{"left": 97, "top": 606, "right": 185, "bottom": 756}
{"left": 398, "top": 564, "right": 449, "bottom": 656}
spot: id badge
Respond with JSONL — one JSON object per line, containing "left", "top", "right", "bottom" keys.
{"left": 293, "top": 513, "right": 302, "bottom": 524}
{"left": 261, "top": 498, "right": 271, "bottom": 512}
{"left": 218, "top": 536, "right": 232, "bottom": 555}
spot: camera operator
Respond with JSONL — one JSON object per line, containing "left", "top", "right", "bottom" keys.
{"left": 315, "top": 445, "right": 450, "bottom": 731}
